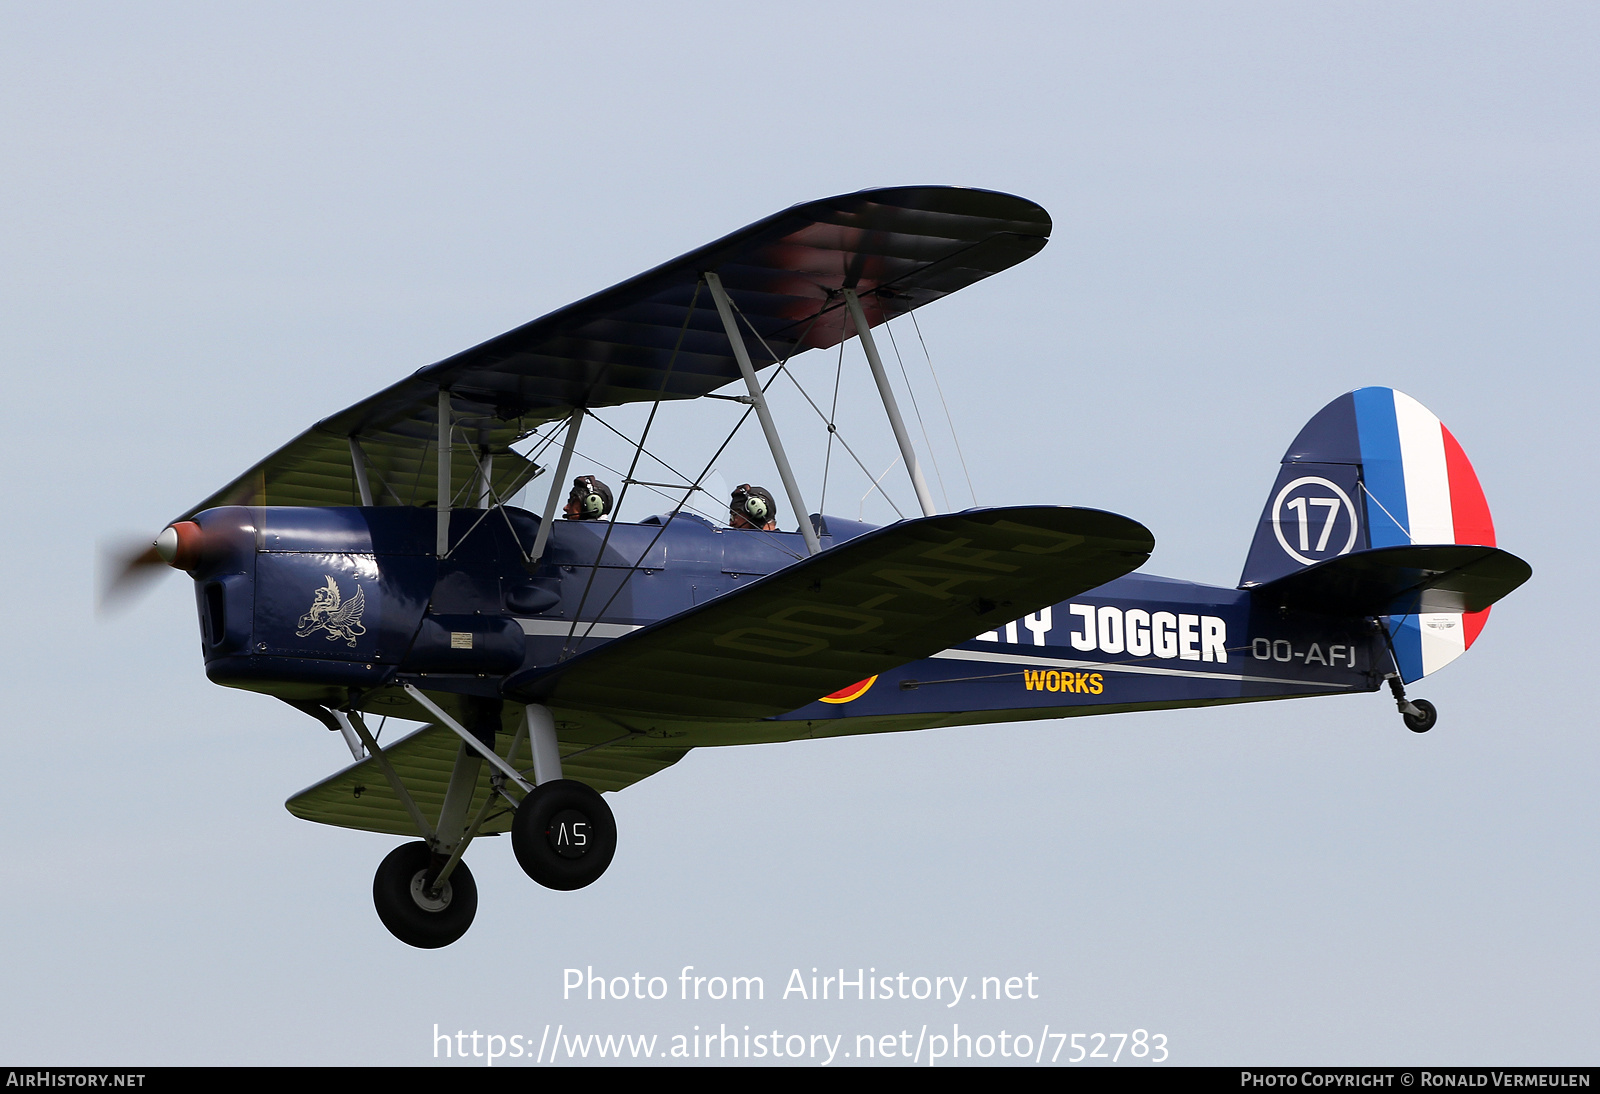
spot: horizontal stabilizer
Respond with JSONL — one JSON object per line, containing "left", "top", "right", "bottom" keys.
{"left": 1252, "top": 544, "right": 1531, "bottom": 618}
{"left": 504, "top": 506, "right": 1154, "bottom": 720}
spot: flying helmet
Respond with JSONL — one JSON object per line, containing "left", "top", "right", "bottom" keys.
{"left": 730, "top": 484, "right": 777, "bottom": 527}
{"left": 567, "top": 475, "right": 613, "bottom": 519}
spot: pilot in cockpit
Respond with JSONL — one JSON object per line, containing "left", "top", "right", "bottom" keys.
{"left": 562, "top": 475, "right": 613, "bottom": 521}
{"left": 729, "top": 484, "right": 778, "bottom": 531}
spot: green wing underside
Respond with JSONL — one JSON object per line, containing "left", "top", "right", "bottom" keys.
{"left": 507, "top": 505, "right": 1155, "bottom": 721}
{"left": 285, "top": 721, "right": 690, "bottom": 836}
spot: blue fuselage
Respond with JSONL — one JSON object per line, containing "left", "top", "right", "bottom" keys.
{"left": 187, "top": 505, "right": 1383, "bottom": 729}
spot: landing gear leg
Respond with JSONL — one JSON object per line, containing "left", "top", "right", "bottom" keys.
{"left": 356, "top": 698, "right": 501, "bottom": 948}
{"left": 1386, "top": 674, "right": 1437, "bottom": 734}
{"left": 1374, "top": 618, "right": 1438, "bottom": 733}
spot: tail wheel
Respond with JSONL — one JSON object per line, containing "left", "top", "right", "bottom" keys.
{"left": 1403, "top": 698, "right": 1438, "bottom": 734}
{"left": 511, "top": 779, "right": 617, "bottom": 891}
{"left": 372, "top": 841, "right": 477, "bottom": 948}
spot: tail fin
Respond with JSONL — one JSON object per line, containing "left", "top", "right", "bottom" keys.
{"left": 1241, "top": 387, "right": 1501, "bottom": 683}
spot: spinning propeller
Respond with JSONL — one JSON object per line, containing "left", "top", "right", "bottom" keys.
{"left": 97, "top": 522, "right": 200, "bottom": 613}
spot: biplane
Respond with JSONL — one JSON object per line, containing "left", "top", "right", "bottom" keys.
{"left": 112, "top": 187, "right": 1531, "bottom": 947}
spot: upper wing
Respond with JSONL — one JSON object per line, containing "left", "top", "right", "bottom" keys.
{"left": 504, "top": 506, "right": 1153, "bottom": 721}
{"left": 181, "top": 186, "right": 1051, "bottom": 518}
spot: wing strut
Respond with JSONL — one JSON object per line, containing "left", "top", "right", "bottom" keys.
{"left": 844, "top": 289, "right": 937, "bottom": 518}
{"left": 436, "top": 389, "right": 451, "bottom": 555}
{"left": 348, "top": 437, "right": 375, "bottom": 507}
{"left": 529, "top": 408, "right": 584, "bottom": 563}
{"left": 705, "top": 271, "right": 822, "bottom": 555}
{"left": 402, "top": 683, "right": 537, "bottom": 795}
{"left": 338, "top": 709, "right": 437, "bottom": 843}
{"left": 477, "top": 452, "right": 493, "bottom": 508}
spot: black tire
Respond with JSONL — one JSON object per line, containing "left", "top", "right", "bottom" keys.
{"left": 511, "top": 779, "right": 617, "bottom": 891}
{"left": 372, "top": 841, "right": 477, "bottom": 948}
{"left": 1403, "top": 698, "right": 1438, "bottom": 734}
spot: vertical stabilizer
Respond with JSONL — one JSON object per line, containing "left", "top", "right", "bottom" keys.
{"left": 1241, "top": 387, "right": 1497, "bottom": 682}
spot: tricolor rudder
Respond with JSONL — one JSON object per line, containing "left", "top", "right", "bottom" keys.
{"left": 1241, "top": 387, "right": 1499, "bottom": 683}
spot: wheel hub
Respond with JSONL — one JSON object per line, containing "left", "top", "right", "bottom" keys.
{"left": 546, "top": 808, "right": 592, "bottom": 859}
{"left": 409, "top": 870, "right": 453, "bottom": 912}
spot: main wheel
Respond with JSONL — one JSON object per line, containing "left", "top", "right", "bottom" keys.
{"left": 1403, "top": 698, "right": 1438, "bottom": 734}
{"left": 511, "top": 779, "right": 617, "bottom": 891}
{"left": 372, "top": 841, "right": 477, "bottom": 948}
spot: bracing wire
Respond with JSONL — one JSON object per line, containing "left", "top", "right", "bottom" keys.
{"left": 438, "top": 413, "right": 567, "bottom": 559}
{"left": 908, "top": 309, "right": 976, "bottom": 507}
{"left": 728, "top": 296, "right": 906, "bottom": 520}
{"left": 531, "top": 426, "right": 729, "bottom": 529}
{"left": 882, "top": 316, "right": 951, "bottom": 511}
{"left": 563, "top": 280, "right": 703, "bottom": 652}
{"left": 859, "top": 455, "right": 902, "bottom": 521}
{"left": 582, "top": 411, "right": 718, "bottom": 513}
{"left": 559, "top": 305, "right": 826, "bottom": 658}
{"left": 817, "top": 335, "right": 846, "bottom": 515}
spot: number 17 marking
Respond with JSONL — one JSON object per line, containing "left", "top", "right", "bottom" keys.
{"left": 1286, "top": 496, "right": 1341, "bottom": 552}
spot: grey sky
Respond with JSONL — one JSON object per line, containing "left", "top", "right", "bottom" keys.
{"left": 2, "top": 2, "right": 1594, "bottom": 1065}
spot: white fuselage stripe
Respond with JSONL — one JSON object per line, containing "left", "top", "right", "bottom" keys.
{"left": 929, "top": 648, "right": 1353, "bottom": 689}
{"left": 515, "top": 619, "right": 640, "bottom": 639}
{"left": 514, "top": 621, "right": 1353, "bottom": 691}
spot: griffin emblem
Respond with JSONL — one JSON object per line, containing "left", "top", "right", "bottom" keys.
{"left": 296, "top": 575, "right": 367, "bottom": 647}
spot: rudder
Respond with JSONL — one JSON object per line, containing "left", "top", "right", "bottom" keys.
{"left": 1240, "top": 387, "right": 1499, "bottom": 683}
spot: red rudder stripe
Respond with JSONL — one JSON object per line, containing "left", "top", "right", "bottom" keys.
{"left": 1442, "top": 425, "right": 1495, "bottom": 547}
